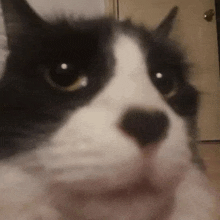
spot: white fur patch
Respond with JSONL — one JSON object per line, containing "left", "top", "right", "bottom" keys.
{"left": 0, "top": 157, "right": 60, "bottom": 220}
{"left": 0, "top": 33, "right": 219, "bottom": 220}
{"left": 36, "top": 33, "right": 191, "bottom": 191}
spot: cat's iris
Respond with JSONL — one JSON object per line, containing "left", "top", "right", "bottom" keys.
{"left": 45, "top": 63, "right": 88, "bottom": 92}
{"left": 151, "top": 72, "right": 176, "bottom": 97}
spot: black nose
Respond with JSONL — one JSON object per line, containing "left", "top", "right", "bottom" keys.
{"left": 120, "top": 108, "right": 169, "bottom": 146}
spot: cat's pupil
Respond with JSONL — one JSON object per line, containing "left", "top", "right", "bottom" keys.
{"left": 49, "top": 63, "right": 78, "bottom": 87}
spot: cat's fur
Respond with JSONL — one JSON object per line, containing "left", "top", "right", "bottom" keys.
{"left": 0, "top": 0, "right": 219, "bottom": 219}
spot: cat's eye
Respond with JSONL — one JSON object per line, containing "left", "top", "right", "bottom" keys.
{"left": 151, "top": 72, "right": 176, "bottom": 96}
{"left": 45, "top": 63, "right": 88, "bottom": 91}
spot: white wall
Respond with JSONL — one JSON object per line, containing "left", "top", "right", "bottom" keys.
{"left": 27, "top": 0, "right": 106, "bottom": 19}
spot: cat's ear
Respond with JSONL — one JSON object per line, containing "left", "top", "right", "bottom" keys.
{"left": 0, "top": 0, "right": 47, "bottom": 49}
{"left": 154, "top": 6, "right": 179, "bottom": 38}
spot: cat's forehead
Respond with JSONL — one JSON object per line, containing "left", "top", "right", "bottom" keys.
{"left": 38, "top": 18, "right": 184, "bottom": 73}
{"left": 0, "top": 0, "right": 181, "bottom": 73}
{"left": 38, "top": 18, "right": 146, "bottom": 53}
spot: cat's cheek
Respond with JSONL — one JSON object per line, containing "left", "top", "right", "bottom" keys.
{"left": 0, "top": 163, "right": 61, "bottom": 220}
{"left": 34, "top": 103, "right": 191, "bottom": 193}
{"left": 36, "top": 131, "right": 145, "bottom": 192}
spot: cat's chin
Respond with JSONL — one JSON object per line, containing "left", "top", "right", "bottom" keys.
{"left": 46, "top": 146, "right": 187, "bottom": 196}
{"left": 47, "top": 164, "right": 144, "bottom": 194}
{"left": 48, "top": 173, "right": 175, "bottom": 220}
{"left": 48, "top": 168, "right": 182, "bottom": 199}
{"left": 49, "top": 173, "right": 154, "bottom": 195}
{"left": 44, "top": 143, "right": 157, "bottom": 193}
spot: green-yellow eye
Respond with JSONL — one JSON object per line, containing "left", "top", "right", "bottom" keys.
{"left": 45, "top": 63, "right": 88, "bottom": 91}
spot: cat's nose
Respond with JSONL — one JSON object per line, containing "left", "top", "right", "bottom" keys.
{"left": 119, "top": 108, "right": 169, "bottom": 146}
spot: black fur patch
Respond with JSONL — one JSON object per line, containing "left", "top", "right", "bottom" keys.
{"left": 0, "top": 0, "right": 199, "bottom": 161}
{"left": 0, "top": 18, "right": 116, "bottom": 158}
{"left": 146, "top": 37, "right": 198, "bottom": 116}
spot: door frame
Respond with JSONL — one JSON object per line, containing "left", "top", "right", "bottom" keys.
{"left": 105, "top": 0, "right": 118, "bottom": 18}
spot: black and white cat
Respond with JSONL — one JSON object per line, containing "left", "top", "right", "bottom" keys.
{"left": 0, "top": 0, "right": 219, "bottom": 219}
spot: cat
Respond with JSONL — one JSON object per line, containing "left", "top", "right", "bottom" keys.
{"left": 0, "top": 0, "right": 219, "bottom": 219}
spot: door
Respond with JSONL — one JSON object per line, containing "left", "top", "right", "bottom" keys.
{"left": 116, "top": 0, "right": 220, "bottom": 141}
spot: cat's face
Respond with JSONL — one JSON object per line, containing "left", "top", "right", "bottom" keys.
{"left": 0, "top": 0, "right": 199, "bottom": 193}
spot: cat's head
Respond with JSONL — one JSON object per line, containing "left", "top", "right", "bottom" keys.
{"left": 0, "top": 0, "right": 200, "bottom": 192}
